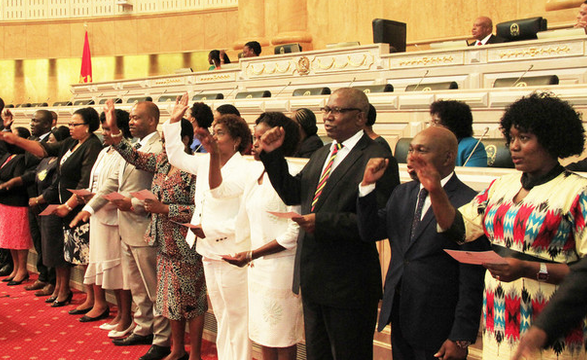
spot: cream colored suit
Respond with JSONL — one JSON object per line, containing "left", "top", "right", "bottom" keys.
{"left": 87, "top": 132, "right": 170, "bottom": 346}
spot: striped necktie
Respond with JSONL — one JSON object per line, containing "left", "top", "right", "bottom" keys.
{"left": 311, "top": 143, "right": 343, "bottom": 212}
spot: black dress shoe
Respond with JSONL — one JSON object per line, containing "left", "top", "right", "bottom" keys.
{"left": 7, "top": 274, "right": 29, "bottom": 286}
{"left": 68, "top": 307, "right": 91, "bottom": 315}
{"left": 112, "top": 333, "right": 153, "bottom": 346}
{"left": 51, "top": 291, "right": 73, "bottom": 307}
{"left": 0, "top": 265, "right": 12, "bottom": 277}
{"left": 2, "top": 276, "right": 14, "bottom": 282}
{"left": 79, "top": 307, "right": 109, "bottom": 322}
{"left": 138, "top": 345, "right": 171, "bottom": 360}
{"left": 45, "top": 295, "right": 57, "bottom": 303}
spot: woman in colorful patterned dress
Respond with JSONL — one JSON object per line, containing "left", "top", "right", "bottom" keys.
{"left": 218, "top": 112, "right": 303, "bottom": 360}
{"left": 104, "top": 100, "right": 207, "bottom": 360}
{"left": 412, "top": 93, "right": 587, "bottom": 359}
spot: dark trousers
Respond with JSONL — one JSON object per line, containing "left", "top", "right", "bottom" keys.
{"left": 29, "top": 210, "right": 55, "bottom": 284}
{"left": 390, "top": 292, "right": 439, "bottom": 360}
{"left": 302, "top": 296, "right": 378, "bottom": 360}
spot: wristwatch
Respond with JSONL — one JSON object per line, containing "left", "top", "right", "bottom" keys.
{"left": 456, "top": 340, "right": 471, "bottom": 349}
{"left": 537, "top": 262, "right": 549, "bottom": 282}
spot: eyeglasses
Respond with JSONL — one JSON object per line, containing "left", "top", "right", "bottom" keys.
{"left": 320, "top": 107, "right": 362, "bottom": 115}
{"left": 68, "top": 122, "right": 87, "bottom": 127}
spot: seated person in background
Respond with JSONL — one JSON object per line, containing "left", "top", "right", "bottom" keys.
{"left": 430, "top": 100, "right": 487, "bottom": 167}
{"left": 576, "top": 1, "right": 587, "bottom": 33}
{"left": 469, "top": 16, "right": 505, "bottom": 45}
{"left": 291, "top": 108, "right": 323, "bottom": 158}
{"left": 242, "top": 41, "right": 261, "bottom": 57}
{"left": 364, "top": 104, "right": 391, "bottom": 153}
{"left": 208, "top": 50, "right": 231, "bottom": 70}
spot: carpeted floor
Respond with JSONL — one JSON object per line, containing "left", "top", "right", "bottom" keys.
{"left": 0, "top": 274, "right": 218, "bottom": 360}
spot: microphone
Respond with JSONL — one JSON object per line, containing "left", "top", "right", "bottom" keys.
{"left": 348, "top": 77, "right": 356, "bottom": 88}
{"left": 225, "top": 85, "right": 239, "bottom": 98}
{"left": 274, "top": 81, "right": 292, "bottom": 97}
{"left": 463, "top": 127, "right": 490, "bottom": 167}
{"left": 413, "top": 70, "right": 430, "bottom": 91}
{"left": 511, "top": 64, "right": 534, "bottom": 87}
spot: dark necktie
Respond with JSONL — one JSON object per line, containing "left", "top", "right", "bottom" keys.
{"left": 311, "top": 143, "right": 343, "bottom": 212}
{"left": 410, "top": 188, "right": 428, "bottom": 242}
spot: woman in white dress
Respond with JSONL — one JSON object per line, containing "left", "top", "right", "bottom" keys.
{"left": 163, "top": 94, "right": 253, "bottom": 360}
{"left": 70, "top": 110, "right": 133, "bottom": 334}
{"left": 217, "top": 112, "right": 304, "bottom": 360}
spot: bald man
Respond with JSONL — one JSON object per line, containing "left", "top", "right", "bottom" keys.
{"left": 470, "top": 16, "right": 505, "bottom": 45}
{"left": 575, "top": 1, "right": 587, "bottom": 33}
{"left": 82, "top": 101, "right": 170, "bottom": 360}
{"left": 357, "top": 127, "right": 489, "bottom": 360}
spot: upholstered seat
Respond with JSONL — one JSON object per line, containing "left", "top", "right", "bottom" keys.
{"left": 354, "top": 84, "right": 394, "bottom": 94}
{"left": 292, "top": 87, "right": 331, "bottom": 96}
{"left": 493, "top": 75, "right": 558, "bottom": 88}
{"left": 405, "top": 81, "right": 458, "bottom": 92}
{"left": 235, "top": 90, "right": 271, "bottom": 99}
{"left": 496, "top": 17, "right": 547, "bottom": 42}
{"left": 192, "top": 93, "right": 224, "bottom": 101}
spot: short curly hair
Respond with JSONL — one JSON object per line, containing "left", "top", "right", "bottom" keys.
{"left": 429, "top": 100, "right": 473, "bottom": 139}
{"left": 190, "top": 102, "right": 214, "bottom": 129}
{"left": 500, "top": 92, "right": 584, "bottom": 159}
{"left": 255, "top": 112, "right": 301, "bottom": 157}
{"left": 214, "top": 114, "right": 252, "bottom": 154}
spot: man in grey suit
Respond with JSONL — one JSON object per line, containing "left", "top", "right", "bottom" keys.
{"left": 74, "top": 101, "right": 170, "bottom": 360}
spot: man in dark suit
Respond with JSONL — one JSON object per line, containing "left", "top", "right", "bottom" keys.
{"left": 513, "top": 256, "right": 587, "bottom": 360}
{"left": 357, "top": 126, "right": 488, "bottom": 360}
{"left": 0, "top": 108, "right": 56, "bottom": 294}
{"left": 469, "top": 16, "right": 505, "bottom": 45}
{"left": 259, "top": 88, "right": 400, "bottom": 359}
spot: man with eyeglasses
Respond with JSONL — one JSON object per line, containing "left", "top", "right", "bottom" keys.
{"left": 259, "top": 87, "right": 400, "bottom": 359}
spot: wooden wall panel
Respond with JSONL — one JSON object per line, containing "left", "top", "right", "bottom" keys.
{"left": 0, "top": 0, "right": 584, "bottom": 104}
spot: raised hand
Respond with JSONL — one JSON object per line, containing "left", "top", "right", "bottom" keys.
{"left": 409, "top": 154, "right": 443, "bottom": 192}
{"left": 1, "top": 109, "right": 14, "bottom": 129}
{"left": 170, "top": 92, "right": 190, "bottom": 123}
{"left": 195, "top": 128, "right": 218, "bottom": 154}
{"left": 362, "top": 158, "right": 389, "bottom": 186}
{"left": 259, "top": 126, "right": 285, "bottom": 153}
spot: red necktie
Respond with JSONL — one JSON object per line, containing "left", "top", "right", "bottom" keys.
{"left": 476, "top": 41, "right": 483, "bottom": 46}
{"left": 311, "top": 143, "right": 343, "bottom": 212}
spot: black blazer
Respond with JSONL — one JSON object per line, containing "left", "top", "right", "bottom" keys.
{"left": 261, "top": 132, "right": 399, "bottom": 308}
{"left": 468, "top": 34, "right": 506, "bottom": 46}
{"left": 41, "top": 134, "right": 102, "bottom": 223}
{"left": 294, "top": 134, "right": 324, "bottom": 158}
{"left": 357, "top": 175, "right": 489, "bottom": 350}
{"left": 0, "top": 153, "right": 28, "bottom": 207}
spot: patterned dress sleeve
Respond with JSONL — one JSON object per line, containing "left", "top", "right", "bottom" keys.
{"left": 113, "top": 139, "right": 157, "bottom": 173}
{"left": 167, "top": 171, "right": 196, "bottom": 224}
{"left": 457, "top": 178, "right": 497, "bottom": 242}
{"left": 569, "top": 188, "right": 587, "bottom": 257}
